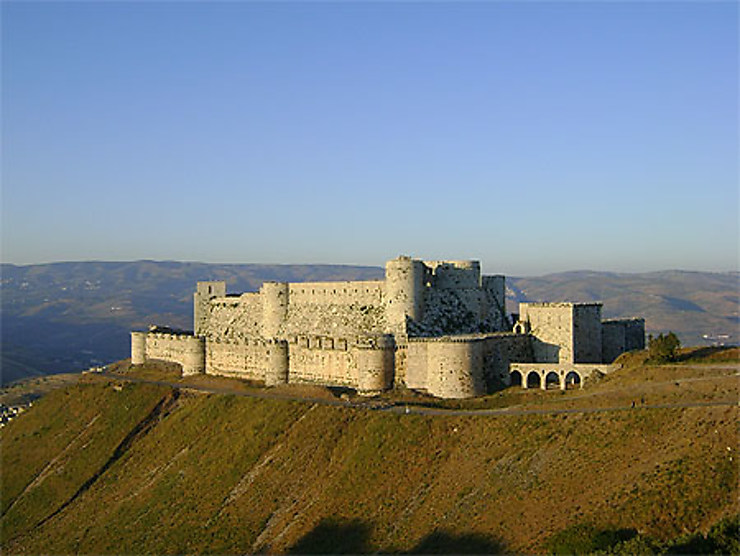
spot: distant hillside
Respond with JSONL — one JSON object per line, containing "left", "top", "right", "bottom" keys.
{"left": 0, "top": 262, "right": 383, "bottom": 384}
{"left": 1, "top": 364, "right": 737, "bottom": 554}
{"left": 1, "top": 261, "right": 737, "bottom": 384}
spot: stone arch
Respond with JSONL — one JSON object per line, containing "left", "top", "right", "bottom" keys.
{"left": 545, "top": 371, "right": 560, "bottom": 390}
{"left": 510, "top": 369, "right": 522, "bottom": 387}
{"left": 526, "top": 371, "right": 541, "bottom": 389}
{"left": 565, "top": 371, "right": 582, "bottom": 389}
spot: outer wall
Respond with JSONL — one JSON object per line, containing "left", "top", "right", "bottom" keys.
{"left": 425, "top": 340, "right": 485, "bottom": 399}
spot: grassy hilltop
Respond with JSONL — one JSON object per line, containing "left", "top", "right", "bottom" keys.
{"left": 1, "top": 349, "right": 738, "bottom": 554}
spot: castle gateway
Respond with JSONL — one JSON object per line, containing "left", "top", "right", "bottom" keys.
{"left": 131, "top": 256, "right": 645, "bottom": 399}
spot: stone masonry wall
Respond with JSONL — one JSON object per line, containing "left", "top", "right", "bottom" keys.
{"left": 482, "top": 275, "right": 507, "bottom": 331}
{"left": 602, "top": 318, "right": 645, "bottom": 363}
{"left": 144, "top": 332, "right": 205, "bottom": 375}
{"left": 601, "top": 321, "right": 627, "bottom": 364}
{"left": 624, "top": 319, "right": 646, "bottom": 352}
{"left": 200, "top": 294, "right": 263, "bottom": 340}
{"left": 405, "top": 332, "right": 533, "bottom": 397}
{"left": 194, "top": 281, "right": 227, "bottom": 336}
{"left": 281, "top": 281, "right": 386, "bottom": 337}
{"left": 481, "top": 333, "right": 534, "bottom": 386}
{"left": 424, "top": 337, "right": 486, "bottom": 398}
{"left": 135, "top": 256, "right": 646, "bottom": 399}
{"left": 573, "top": 304, "right": 603, "bottom": 363}
{"left": 404, "top": 341, "right": 427, "bottom": 391}
{"left": 205, "top": 338, "right": 269, "bottom": 380}
{"left": 287, "top": 336, "right": 356, "bottom": 387}
{"left": 519, "top": 303, "right": 574, "bottom": 364}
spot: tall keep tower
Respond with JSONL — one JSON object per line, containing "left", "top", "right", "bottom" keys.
{"left": 261, "top": 281, "right": 290, "bottom": 338}
{"left": 194, "top": 281, "right": 226, "bottom": 336}
{"left": 384, "top": 256, "right": 426, "bottom": 336}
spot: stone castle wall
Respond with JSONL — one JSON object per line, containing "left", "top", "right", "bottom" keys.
{"left": 283, "top": 281, "right": 386, "bottom": 337}
{"left": 519, "top": 303, "right": 575, "bottom": 363}
{"left": 518, "top": 302, "right": 605, "bottom": 365}
{"left": 198, "top": 332, "right": 394, "bottom": 393}
{"left": 193, "top": 258, "right": 506, "bottom": 344}
{"left": 205, "top": 337, "right": 270, "bottom": 380}
{"left": 132, "top": 331, "right": 205, "bottom": 376}
{"left": 198, "top": 292, "right": 263, "bottom": 340}
{"left": 602, "top": 318, "right": 646, "bottom": 363}
{"left": 131, "top": 256, "right": 645, "bottom": 399}
{"left": 407, "top": 333, "right": 532, "bottom": 398}
{"left": 573, "top": 304, "right": 603, "bottom": 363}
{"left": 287, "top": 336, "right": 355, "bottom": 387}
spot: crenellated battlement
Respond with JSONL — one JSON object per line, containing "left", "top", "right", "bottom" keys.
{"left": 131, "top": 255, "right": 645, "bottom": 399}
{"left": 132, "top": 330, "right": 205, "bottom": 375}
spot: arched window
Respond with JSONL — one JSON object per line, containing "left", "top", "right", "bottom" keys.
{"left": 545, "top": 371, "right": 560, "bottom": 390}
{"left": 510, "top": 370, "right": 523, "bottom": 387}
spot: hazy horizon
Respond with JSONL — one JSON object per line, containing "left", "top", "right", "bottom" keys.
{"left": 1, "top": 257, "right": 738, "bottom": 280}
{"left": 2, "top": 2, "right": 737, "bottom": 276}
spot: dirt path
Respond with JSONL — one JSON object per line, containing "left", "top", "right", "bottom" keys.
{"left": 101, "top": 371, "right": 738, "bottom": 418}
{"left": 386, "top": 398, "right": 738, "bottom": 417}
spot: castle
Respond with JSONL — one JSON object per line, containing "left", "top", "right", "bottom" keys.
{"left": 131, "top": 256, "right": 645, "bottom": 399}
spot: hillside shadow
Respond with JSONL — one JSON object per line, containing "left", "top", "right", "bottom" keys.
{"left": 409, "top": 530, "right": 505, "bottom": 554}
{"left": 287, "top": 521, "right": 505, "bottom": 555}
{"left": 661, "top": 296, "right": 706, "bottom": 313}
{"left": 287, "top": 518, "right": 373, "bottom": 554}
{"left": 675, "top": 346, "right": 737, "bottom": 363}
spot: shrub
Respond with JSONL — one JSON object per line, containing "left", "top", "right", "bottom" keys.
{"left": 647, "top": 332, "right": 681, "bottom": 363}
{"left": 546, "top": 523, "right": 637, "bottom": 554}
{"left": 606, "top": 533, "right": 662, "bottom": 554}
{"left": 706, "top": 514, "right": 740, "bottom": 555}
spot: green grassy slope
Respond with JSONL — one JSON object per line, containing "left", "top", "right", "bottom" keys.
{"left": 1, "top": 381, "right": 171, "bottom": 541}
{"left": 1, "top": 370, "right": 738, "bottom": 554}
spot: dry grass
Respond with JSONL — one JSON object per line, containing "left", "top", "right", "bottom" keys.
{"left": 0, "top": 373, "right": 81, "bottom": 407}
{"left": 2, "top": 350, "right": 737, "bottom": 554}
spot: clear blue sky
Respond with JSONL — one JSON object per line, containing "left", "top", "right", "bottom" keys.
{"left": 2, "top": 1, "right": 737, "bottom": 275}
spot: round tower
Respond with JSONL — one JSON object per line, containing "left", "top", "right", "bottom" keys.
{"left": 131, "top": 332, "right": 147, "bottom": 365}
{"left": 261, "top": 282, "right": 290, "bottom": 338}
{"left": 425, "top": 338, "right": 485, "bottom": 399}
{"left": 265, "top": 339, "right": 289, "bottom": 386}
{"left": 354, "top": 335, "right": 395, "bottom": 394}
{"left": 384, "top": 256, "right": 426, "bottom": 334}
{"left": 181, "top": 336, "right": 206, "bottom": 376}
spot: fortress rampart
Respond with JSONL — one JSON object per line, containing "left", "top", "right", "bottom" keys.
{"left": 132, "top": 330, "right": 205, "bottom": 376}
{"left": 407, "top": 333, "right": 533, "bottom": 397}
{"left": 132, "top": 256, "right": 645, "bottom": 399}
{"left": 602, "top": 318, "right": 646, "bottom": 363}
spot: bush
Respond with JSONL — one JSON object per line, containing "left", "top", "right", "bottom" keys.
{"left": 546, "top": 516, "right": 739, "bottom": 555}
{"left": 606, "top": 534, "right": 662, "bottom": 554}
{"left": 647, "top": 332, "right": 681, "bottom": 363}
{"left": 546, "top": 523, "right": 637, "bottom": 554}
{"left": 706, "top": 514, "right": 740, "bottom": 555}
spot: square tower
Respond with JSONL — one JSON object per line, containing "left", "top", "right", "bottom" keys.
{"left": 519, "top": 302, "right": 602, "bottom": 364}
{"left": 194, "top": 281, "right": 226, "bottom": 336}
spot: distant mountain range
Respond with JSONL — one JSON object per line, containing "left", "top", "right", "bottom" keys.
{"left": 1, "top": 261, "right": 737, "bottom": 384}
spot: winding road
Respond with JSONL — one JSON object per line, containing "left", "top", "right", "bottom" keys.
{"left": 101, "top": 370, "right": 739, "bottom": 418}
